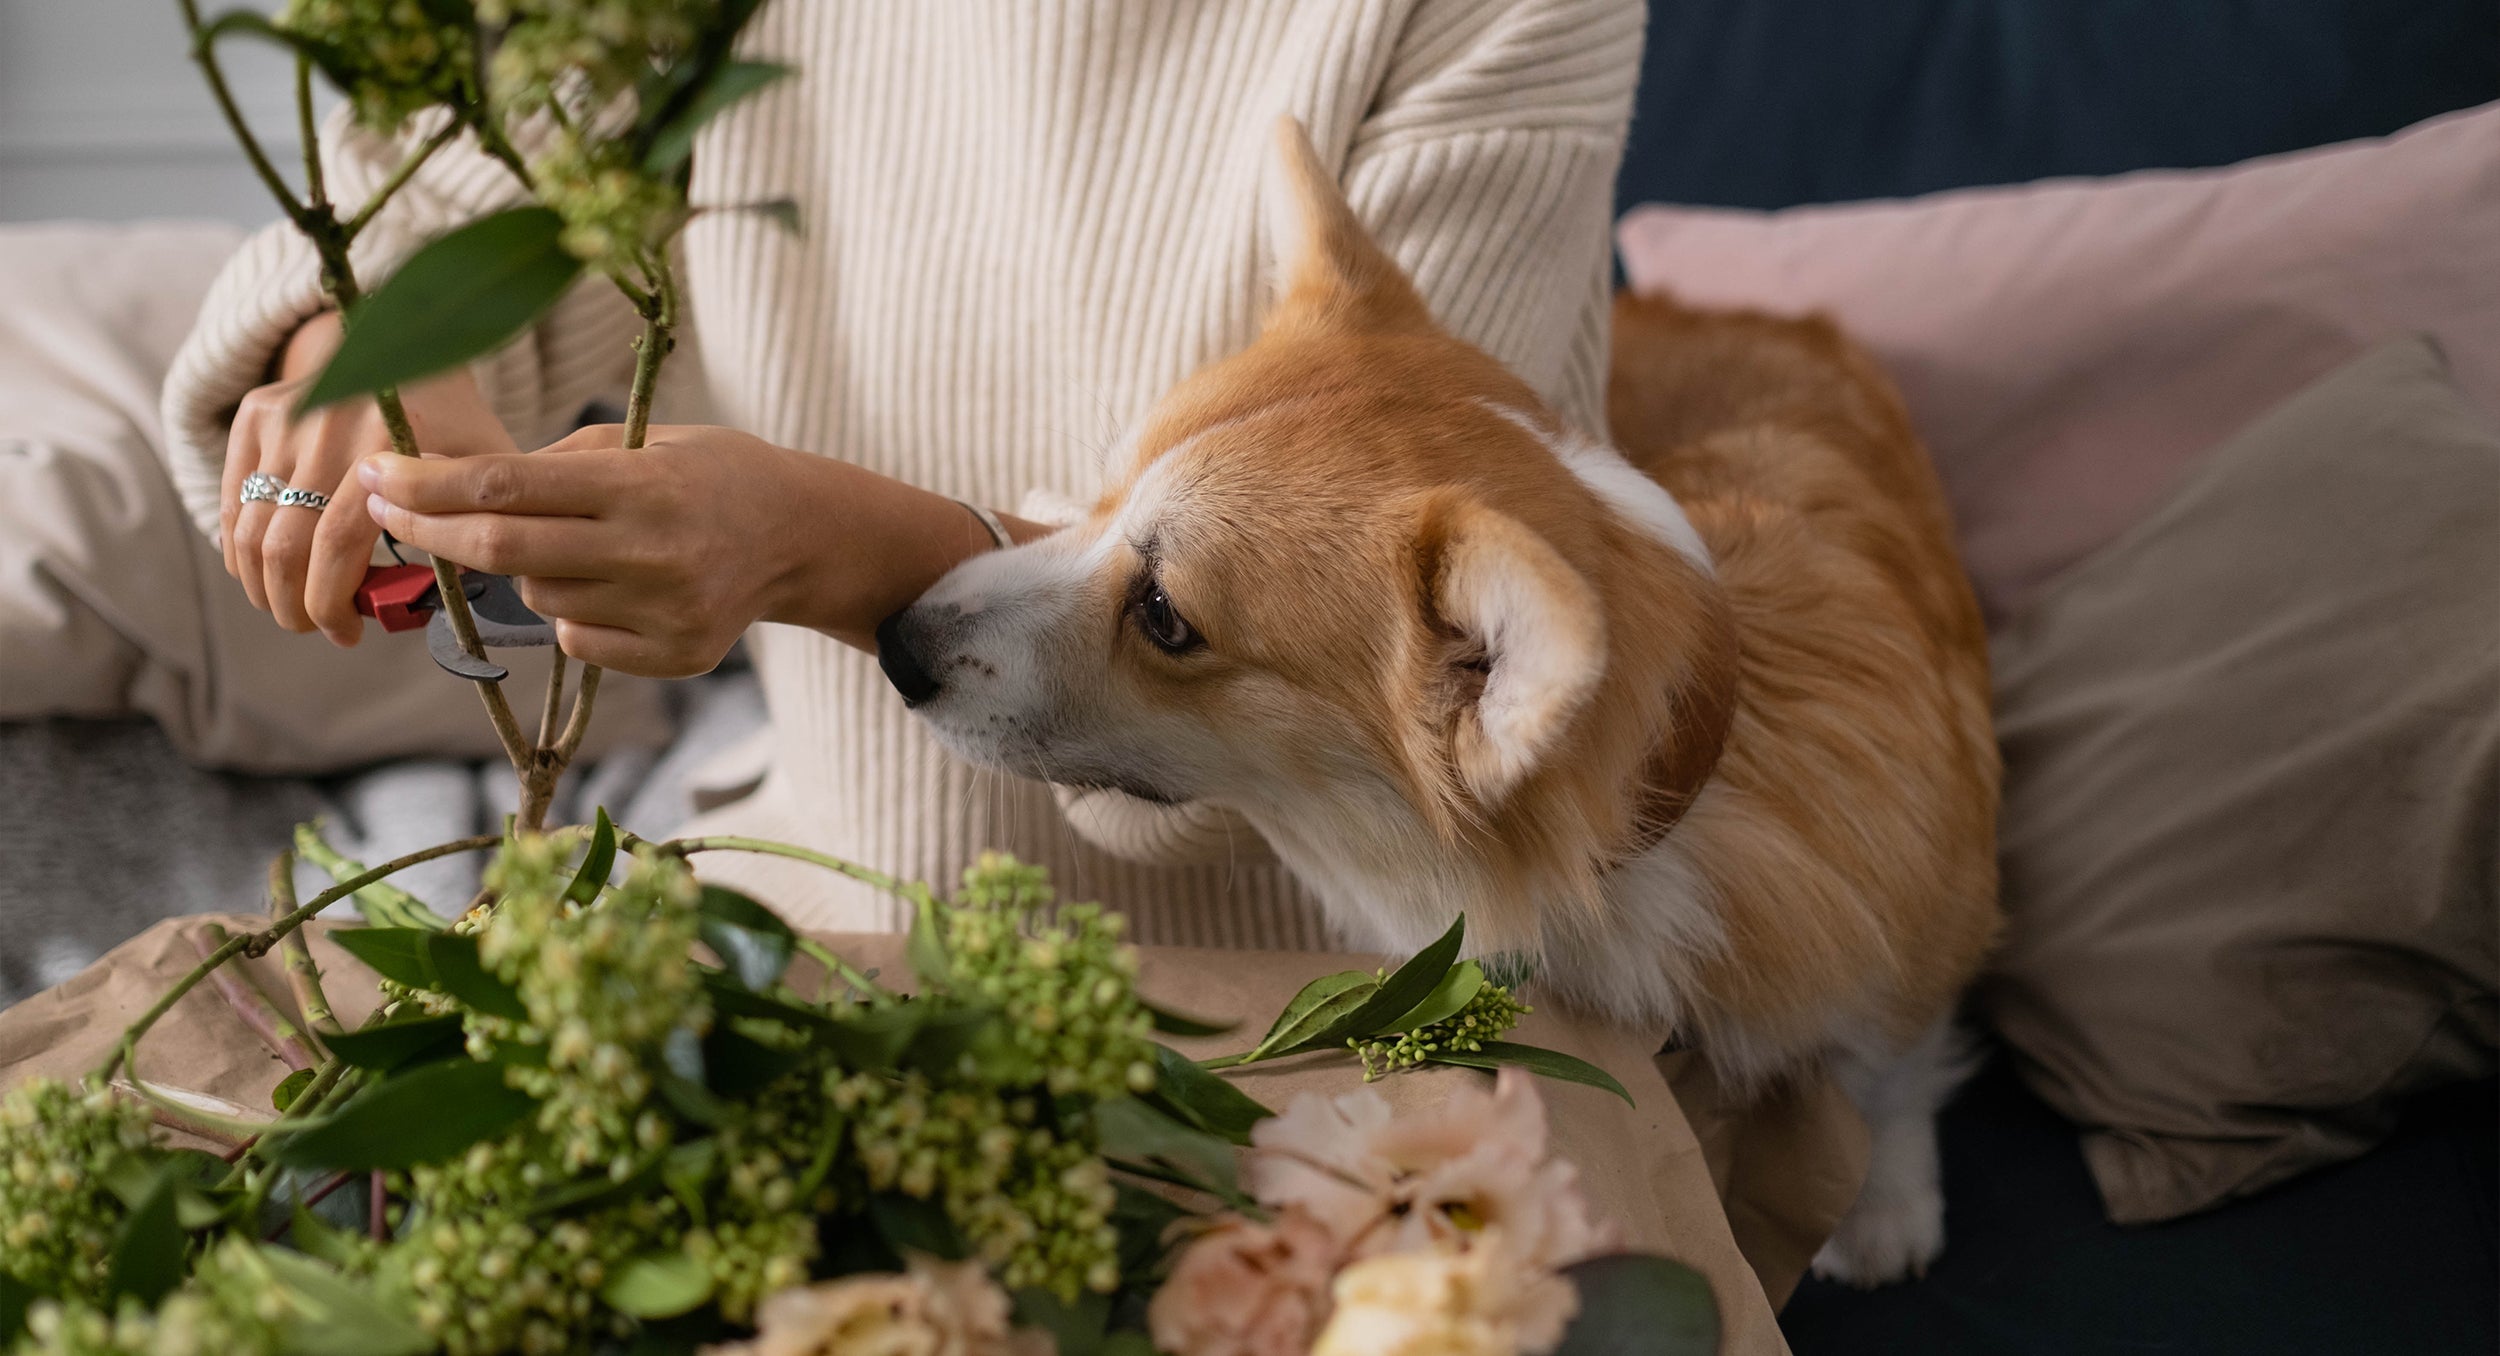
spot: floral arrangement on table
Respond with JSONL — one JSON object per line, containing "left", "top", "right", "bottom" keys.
{"left": 0, "top": 4, "right": 1723, "bottom": 1354}
{"left": 0, "top": 829, "right": 1718, "bottom": 1356}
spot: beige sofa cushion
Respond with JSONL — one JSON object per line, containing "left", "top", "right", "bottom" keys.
{"left": 1983, "top": 335, "right": 2500, "bottom": 1223}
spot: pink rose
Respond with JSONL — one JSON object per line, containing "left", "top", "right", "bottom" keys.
{"left": 1246, "top": 1067, "right": 1618, "bottom": 1270}
{"left": 1146, "top": 1205, "right": 1344, "bottom": 1356}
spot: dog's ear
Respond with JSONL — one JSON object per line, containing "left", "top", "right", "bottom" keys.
{"left": 1263, "top": 116, "right": 1431, "bottom": 333}
{"left": 1419, "top": 491, "right": 1606, "bottom": 805}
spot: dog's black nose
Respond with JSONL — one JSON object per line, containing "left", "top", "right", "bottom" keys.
{"left": 875, "top": 610, "right": 944, "bottom": 706}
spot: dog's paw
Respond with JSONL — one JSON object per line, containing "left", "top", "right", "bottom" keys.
{"left": 1809, "top": 1178, "right": 1945, "bottom": 1288}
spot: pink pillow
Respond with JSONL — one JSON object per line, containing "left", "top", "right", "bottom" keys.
{"left": 1617, "top": 102, "right": 2500, "bottom": 624}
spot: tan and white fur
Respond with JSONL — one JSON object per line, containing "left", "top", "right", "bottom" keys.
{"left": 876, "top": 120, "right": 2001, "bottom": 1284}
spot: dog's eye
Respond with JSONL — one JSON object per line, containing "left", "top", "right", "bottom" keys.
{"left": 1134, "top": 582, "right": 1200, "bottom": 654}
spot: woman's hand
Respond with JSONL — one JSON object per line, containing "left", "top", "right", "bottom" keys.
{"left": 220, "top": 312, "right": 520, "bottom": 645}
{"left": 360, "top": 424, "right": 1018, "bottom": 676}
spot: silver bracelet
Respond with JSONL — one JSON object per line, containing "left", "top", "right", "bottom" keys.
{"left": 956, "top": 499, "right": 1013, "bottom": 550}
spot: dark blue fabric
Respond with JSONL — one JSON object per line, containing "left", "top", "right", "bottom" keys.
{"left": 1781, "top": 1061, "right": 2500, "bottom": 1356}
{"left": 1620, "top": 0, "right": 2500, "bottom": 212}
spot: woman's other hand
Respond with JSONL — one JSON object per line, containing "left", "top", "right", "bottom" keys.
{"left": 219, "top": 312, "right": 520, "bottom": 644}
{"left": 359, "top": 424, "right": 1020, "bottom": 677}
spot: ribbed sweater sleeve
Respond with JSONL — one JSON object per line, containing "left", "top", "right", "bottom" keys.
{"left": 158, "top": 108, "right": 640, "bottom": 541}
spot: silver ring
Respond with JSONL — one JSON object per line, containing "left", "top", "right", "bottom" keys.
{"left": 276, "top": 487, "right": 331, "bottom": 512}
{"left": 240, "top": 471, "right": 285, "bottom": 505}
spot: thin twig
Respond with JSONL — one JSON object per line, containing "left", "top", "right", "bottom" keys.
{"left": 294, "top": 53, "right": 326, "bottom": 210}
{"left": 93, "top": 835, "right": 503, "bottom": 1087}
{"left": 194, "top": 925, "right": 318, "bottom": 1071}
{"left": 538, "top": 650, "right": 570, "bottom": 749}
{"left": 343, "top": 118, "right": 462, "bottom": 238}
{"left": 271, "top": 852, "right": 341, "bottom": 1039}
{"left": 620, "top": 268, "right": 678, "bottom": 450}
{"left": 661, "top": 835, "right": 917, "bottom": 901}
{"left": 794, "top": 937, "right": 892, "bottom": 1003}
{"left": 286, "top": 104, "right": 531, "bottom": 774}
{"left": 122, "top": 1085, "right": 263, "bottom": 1147}
{"left": 367, "top": 390, "right": 531, "bottom": 771}
{"left": 553, "top": 663, "right": 602, "bottom": 762}
{"left": 370, "top": 1172, "right": 390, "bottom": 1241}
{"left": 175, "top": 0, "right": 305, "bottom": 221}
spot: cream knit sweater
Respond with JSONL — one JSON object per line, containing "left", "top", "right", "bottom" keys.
{"left": 161, "top": 0, "right": 1644, "bottom": 944}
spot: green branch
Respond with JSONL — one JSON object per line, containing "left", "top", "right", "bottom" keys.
{"left": 92, "top": 834, "right": 503, "bottom": 1089}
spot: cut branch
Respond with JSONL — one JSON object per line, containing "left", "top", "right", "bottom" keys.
{"left": 344, "top": 118, "right": 463, "bottom": 238}
{"left": 94, "top": 835, "right": 504, "bottom": 1088}
{"left": 175, "top": 0, "right": 305, "bottom": 221}
{"left": 271, "top": 852, "right": 341, "bottom": 1038}
{"left": 192, "top": 924, "right": 318, "bottom": 1071}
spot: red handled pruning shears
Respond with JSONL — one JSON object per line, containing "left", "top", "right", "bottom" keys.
{"left": 354, "top": 562, "right": 558, "bottom": 683}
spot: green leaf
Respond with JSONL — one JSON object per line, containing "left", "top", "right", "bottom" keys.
{"left": 301, "top": 208, "right": 584, "bottom": 410}
{"left": 867, "top": 1193, "right": 967, "bottom": 1261}
{"left": 1110, "top": 1181, "right": 1190, "bottom": 1278}
{"left": 420, "top": 933, "right": 528, "bottom": 1022}
{"left": 1429, "top": 1041, "right": 1634, "bottom": 1106}
{"left": 603, "top": 1252, "right": 715, "bottom": 1320}
{"left": 1243, "top": 970, "right": 1376, "bottom": 1061}
{"left": 662, "top": 1024, "right": 707, "bottom": 1085}
{"left": 290, "top": 1203, "right": 361, "bottom": 1268}
{"left": 642, "top": 60, "right": 792, "bottom": 173}
{"left": 104, "top": 1151, "right": 229, "bottom": 1230}
{"left": 273, "top": 1067, "right": 317, "bottom": 1113}
{"left": 253, "top": 1246, "right": 435, "bottom": 1356}
{"left": 1095, "top": 1096, "right": 1238, "bottom": 1196}
{"left": 815, "top": 1003, "right": 930, "bottom": 1072}
{"left": 0, "top": 1272, "right": 39, "bottom": 1348}
{"left": 657, "top": 1075, "right": 736, "bottom": 1129}
{"left": 661, "top": 1139, "right": 720, "bottom": 1226}
{"left": 331, "top": 927, "right": 524, "bottom": 1019}
{"left": 1012, "top": 1288, "right": 1111, "bottom": 1356}
{"left": 1305, "top": 913, "right": 1468, "bottom": 1050}
{"left": 695, "top": 885, "right": 794, "bottom": 992}
{"left": 104, "top": 1165, "right": 184, "bottom": 1307}
{"left": 1097, "top": 1335, "right": 1160, "bottom": 1356}
{"left": 328, "top": 927, "right": 435, "bottom": 990}
{"left": 320, "top": 1013, "right": 465, "bottom": 1072}
{"left": 905, "top": 891, "right": 950, "bottom": 985}
{"left": 1142, "top": 1000, "right": 1237, "bottom": 1038}
{"left": 565, "top": 808, "right": 618, "bottom": 907}
{"left": 901, "top": 1007, "right": 1017, "bottom": 1084}
{"left": 295, "top": 823, "right": 444, "bottom": 931}
{"left": 274, "top": 1060, "right": 536, "bottom": 1170}
{"left": 703, "top": 974, "right": 839, "bottom": 1032}
{"left": 704, "top": 1027, "right": 802, "bottom": 1098}
{"left": 1386, "top": 959, "right": 1484, "bottom": 1034}
{"left": 653, "top": 1027, "right": 731, "bottom": 1129}
{"left": 1148, "top": 1045, "right": 1270, "bottom": 1146}
{"left": 1553, "top": 1253, "right": 1719, "bottom": 1356}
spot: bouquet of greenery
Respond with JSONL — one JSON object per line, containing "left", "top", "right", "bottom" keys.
{"left": 0, "top": 5, "right": 1723, "bottom": 1353}
{"left": 0, "top": 824, "right": 1714, "bottom": 1356}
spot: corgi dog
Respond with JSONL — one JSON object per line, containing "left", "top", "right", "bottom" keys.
{"left": 876, "top": 119, "right": 2000, "bottom": 1284}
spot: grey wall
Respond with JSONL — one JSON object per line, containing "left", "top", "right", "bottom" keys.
{"left": 0, "top": 0, "right": 320, "bottom": 225}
